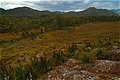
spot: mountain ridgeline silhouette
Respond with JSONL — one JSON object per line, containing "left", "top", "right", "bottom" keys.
{"left": 112, "top": 9, "right": 120, "bottom": 15}
{"left": 0, "top": 7, "right": 119, "bottom": 16}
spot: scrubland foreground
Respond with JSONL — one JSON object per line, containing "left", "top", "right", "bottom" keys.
{"left": 0, "top": 21, "right": 120, "bottom": 80}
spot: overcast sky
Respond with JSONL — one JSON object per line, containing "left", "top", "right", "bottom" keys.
{"left": 0, "top": 0, "right": 120, "bottom": 11}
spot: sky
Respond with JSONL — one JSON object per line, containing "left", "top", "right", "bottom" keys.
{"left": 0, "top": 0, "right": 120, "bottom": 11}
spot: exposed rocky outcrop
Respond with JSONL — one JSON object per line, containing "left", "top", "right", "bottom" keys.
{"left": 42, "top": 59, "right": 120, "bottom": 80}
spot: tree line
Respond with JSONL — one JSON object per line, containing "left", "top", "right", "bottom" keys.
{"left": 0, "top": 15, "right": 120, "bottom": 33}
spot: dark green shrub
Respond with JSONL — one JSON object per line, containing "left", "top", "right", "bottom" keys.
{"left": 80, "top": 53, "right": 91, "bottom": 64}
{"left": 53, "top": 51, "right": 65, "bottom": 65}
{"left": 68, "top": 44, "right": 78, "bottom": 57}
{"left": 95, "top": 48, "right": 103, "bottom": 59}
{"left": 15, "top": 66, "right": 28, "bottom": 80}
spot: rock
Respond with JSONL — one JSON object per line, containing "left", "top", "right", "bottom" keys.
{"left": 41, "top": 59, "right": 120, "bottom": 80}
{"left": 92, "top": 60, "right": 120, "bottom": 74}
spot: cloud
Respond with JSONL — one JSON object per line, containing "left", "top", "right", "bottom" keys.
{"left": 0, "top": 0, "right": 120, "bottom": 11}
{"left": 89, "top": 0, "right": 120, "bottom": 9}
{"left": 30, "top": 0, "right": 120, "bottom": 11}
{"left": 29, "top": 1, "right": 87, "bottom": 11}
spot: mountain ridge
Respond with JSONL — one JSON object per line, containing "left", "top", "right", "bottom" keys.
{"left": 0, "top": 7, "right": 118, "bottom": 16}
{"left": 112, "top": 9, "right": 120, "bottom": 14}
{"left": 0, "top": 8, "right": 6, "bottom": 15}
{"left": 79, "top": 7, "right": 117, "bottom": 16}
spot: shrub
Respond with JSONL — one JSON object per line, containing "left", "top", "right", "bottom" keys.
{"left": 79, "top": 51, "right": 96, "bottom": 64}
{"left": 80, "top": 53, "right": 91, "bottom": 64}
{"left": 68, "top": 44, "right": 78, "bottom": 57}
{"left": 15, "top": 66, "right": 28, "bottom": 80}
{"left": 50, "top": 51, "right": 66, "bottom": 66}
{"left": 39, "top": 57, "right": 49, "bottom": 73}
{"left": 31, "top": 58, "right": 40, "bottom": 80}
{"left": 94, "top": 48, "right": 103, "bottom": 59}
{"left": 93, "top": 48, "right": 116, "bottom": 61}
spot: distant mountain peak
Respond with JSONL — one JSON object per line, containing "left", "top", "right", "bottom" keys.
{"left": 87, "top": 7, "right": 97, "bottom": 10}
{"left": 0, "top": 8, "right": 6, "bottom": 15}
{"left": 4, "top": 6, "right": 42, "bottom": 16}
{"left": 7, "top": 6, "right": 37, "bottom": 12}
{"left": 112, "top": 9, "right": 120, "bottom": 14}
{"left": 0, "top": 8, "right": 5, "bottom": 10}
{"left": 79, "top": 7, "right": 118, "bottom": 16}
{"left": 18, "top": 6, "right": 31, "bottom": 8}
